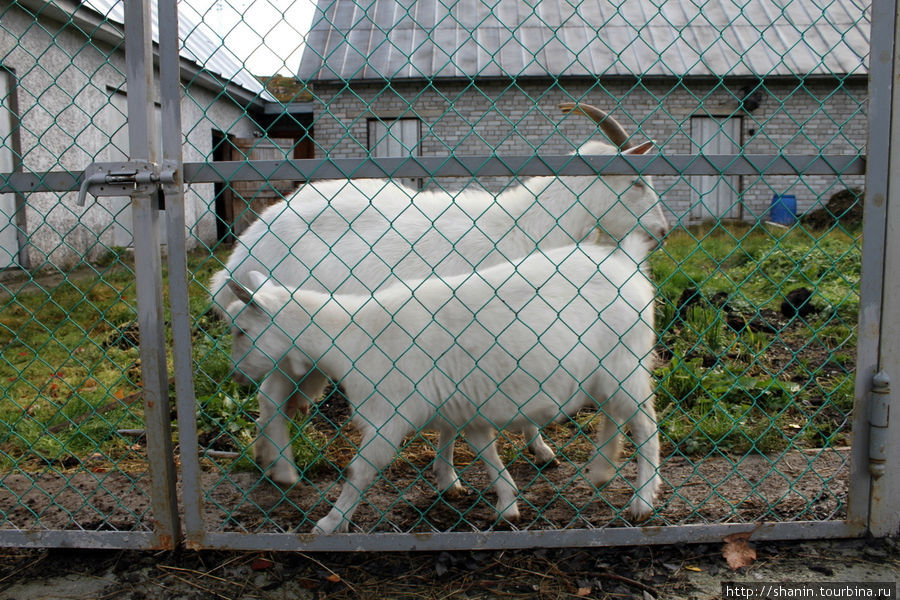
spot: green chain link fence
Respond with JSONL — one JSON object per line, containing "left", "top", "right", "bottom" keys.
{"left": 0, "top": 0, "right": 886, "bottom": 548}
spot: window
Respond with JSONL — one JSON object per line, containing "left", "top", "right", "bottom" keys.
{"left": 368, "top": 117, "right": 422, "bottom": 188}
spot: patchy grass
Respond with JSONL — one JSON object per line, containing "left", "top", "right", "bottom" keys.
{"left": 0, "top": 220, "right": 860, "bottom": 473}
{"left": 0, "top": 258, "right": 145, "bottom": 470}
{"left": 649, "top": 221, "right": 859, "bottom": 457}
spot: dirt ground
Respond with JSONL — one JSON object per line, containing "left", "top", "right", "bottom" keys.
{"left": 0, "top": 445, "right": 850, "bottom": 534}
{"left": 0, "top": 537, "right": 896, "bottom": 600}
{"left": 202, "top": 446, "right": 851, "bottom": 533}
{"left": 3, "top": 447, "right": 891, "bottom": 600}
{"left": 2, "top": 443, "right": 888, "bottom": 600}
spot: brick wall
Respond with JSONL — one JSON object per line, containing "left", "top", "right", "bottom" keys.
{"left": 307, "top": 77, "right": 867, "bottom": 225}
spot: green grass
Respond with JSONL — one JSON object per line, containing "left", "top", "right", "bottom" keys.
{"left": 650, "top": 220, "right": 859, "bottom": 456}
{"left": 651, "top": 222, "right": 860, "bottom": 319}
{"left": 0, "top": 219, "right": 861, "bottom": 472}
{"left": 0, "top": 259, "right": 144, "bottom": 469}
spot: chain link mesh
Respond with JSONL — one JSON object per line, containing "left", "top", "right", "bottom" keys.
{"left": 0, "top": 0, "right": 869, "bottom": 540}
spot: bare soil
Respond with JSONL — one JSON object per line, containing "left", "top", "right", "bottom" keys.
{"left": 801, "top": 189, "right": 864, "bottom": 230}
{"left": 201, "top": 447, "right": 849, "bottom": 534}
{"left": 0, "top": 441, "right": 849, "bottom": 535}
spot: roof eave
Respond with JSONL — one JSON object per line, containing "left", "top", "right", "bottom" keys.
{"left": 301, "top": 71, "right": 869, "bottom": 84}
{"left": 16, "top": 0, "right": 269, "bottom": 112}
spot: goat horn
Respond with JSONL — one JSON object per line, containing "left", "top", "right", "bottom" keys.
{"left": 559, "top": 102, "right": 634, "bottom": 150}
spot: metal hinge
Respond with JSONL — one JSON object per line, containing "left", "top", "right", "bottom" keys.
{"left": 77, "top": 160, "right": 177, "bottom": 206}
{"left": 869, "top": 371, "right": 891, "bottom": 479}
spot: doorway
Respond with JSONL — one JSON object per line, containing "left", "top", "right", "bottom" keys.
{"left": 0, "top": 68, "right": 21, "bottom": 268}
{"left": 689, "top": 116, "right": 743, "bottom": 222}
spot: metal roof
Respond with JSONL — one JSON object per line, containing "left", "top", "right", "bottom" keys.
{"left": 297, "top": 0, "right": 870, "bottom": 81}
{"left": 80, "top": 0, "right": 272, "bottom": 99}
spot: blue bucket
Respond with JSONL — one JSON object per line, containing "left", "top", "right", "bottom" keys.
{"left": 770, "top": 194, "right": 797, "bottom": 225}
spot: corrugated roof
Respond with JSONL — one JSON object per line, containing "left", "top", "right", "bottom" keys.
{"left": 81, "top": 0, "right": 272, "bottom": 99}
{"left": 297, "top": 0, "right": 870, "bottom": 81}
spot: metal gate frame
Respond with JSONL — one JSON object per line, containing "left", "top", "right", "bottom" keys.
{"left": 0, "top": 0, "right": 897, "bottom": 550}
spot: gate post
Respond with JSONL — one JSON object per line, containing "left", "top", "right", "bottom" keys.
{"left": 873, "top": 0, "right": 900, "bottom": 536}
{"left": 157, "top": 0, "right": 206, "bottom": 549}
{"left": 853, "top": 0, "right": 900, "bottom": 537}
{"left": 124, "top": 0, "right": 180, "bottom": 549}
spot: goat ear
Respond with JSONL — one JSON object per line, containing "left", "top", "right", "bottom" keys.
{"left": 228, "top": 279, "right": 254, "bottom": 305}
{"left": 623, "top": 140, "right": 656, "bottom": 156}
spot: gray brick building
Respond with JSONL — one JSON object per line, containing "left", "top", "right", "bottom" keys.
{"left": 297, "top": 0, "right": 869, "bottom": 225}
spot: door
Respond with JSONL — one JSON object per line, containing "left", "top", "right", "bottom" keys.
{"left": 228, "top": 136, "right": 304, "bottom": 235}
{"left": 0, "top": 69, "right": 19, "bottom": 267}
{"left": 690, "top": 116, "right": 742, "bottom": 222}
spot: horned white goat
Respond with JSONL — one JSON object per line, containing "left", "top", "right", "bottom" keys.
{"left": 225, "top": 235, "right": 661, "bottom": 533}
{"left": 210, "top": 102, "right": 668, "bottom": 487}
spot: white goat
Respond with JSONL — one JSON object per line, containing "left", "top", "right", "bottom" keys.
{"left": 225, "top": 235, "right": 661, "bottom": 533}
{"left": 210, "top": 103, "right": 668, "bottom": 487}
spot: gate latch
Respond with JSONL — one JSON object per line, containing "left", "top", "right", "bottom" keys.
{"left": 77, "top": 161, "right": 177, "bottom": 206}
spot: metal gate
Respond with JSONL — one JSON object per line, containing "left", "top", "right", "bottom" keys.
{"left": 0, "top": 0, "right": 896, "bottom": 550}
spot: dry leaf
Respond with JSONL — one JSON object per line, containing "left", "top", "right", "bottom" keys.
{"left": 297, "top": 577, "right": 318, "bottom": 589}
{"left": 684, "top": 565, "right": 702, "bottom": 572}
{"left": 79, "top": 378, "right": 100, "bottom": 392}
{"left": 722, "top": 531, "right": 757, "bottom": 570}
{"left": 576, "top": 587, "right": 592, "bottom": 597}
{"left": 325, "top": 573, "right": 341, "bottom": 583}
{"left": 251, "top": 557, "right": 274, "bottom": 571}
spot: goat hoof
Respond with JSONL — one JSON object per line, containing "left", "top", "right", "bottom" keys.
{"left": 440, "top": 482, "right": 466, "bottom": 500}
{"left": 498, "top": 511, "right": 521, "bottom": 527}
{"left": 529, "top": 443, "right": 557, "bottom": 466}
{"left": 269, "top": 468, "right": 300, "bottom": 488}
{"left": 313, "top": 514, "right": 347, "bottom": 534}
{"left": 627, "top": 499, "right": 655, "bottom": 522}
{"left": 583, "top": 463, "right": 617, "bottom": 487}
{"left": 497, "top": 503, "right": 521, "bottom": 524}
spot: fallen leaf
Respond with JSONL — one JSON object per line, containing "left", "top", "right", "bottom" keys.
{"left": 722, "top": 531, "right": 757, "bottom": 570}
{"left": 251, "top": 557, "right": 274, "bottom": 571}
{"left": 576, "top": 587, "right": 592, "bottom": 597}
{"left": 435, "top": 561, "right": 448, "bottom": 577}
{"left": 325, "top": 573, "right": 341, "bottom": 583}
{"left": 684, "top": 565, "right": 702, "bottom": 572}
{"left": 297, "top": 577, "right": 318, "bottom": 589}
{"left": 79, "top": 378, "right": 100, "bottom": 392}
